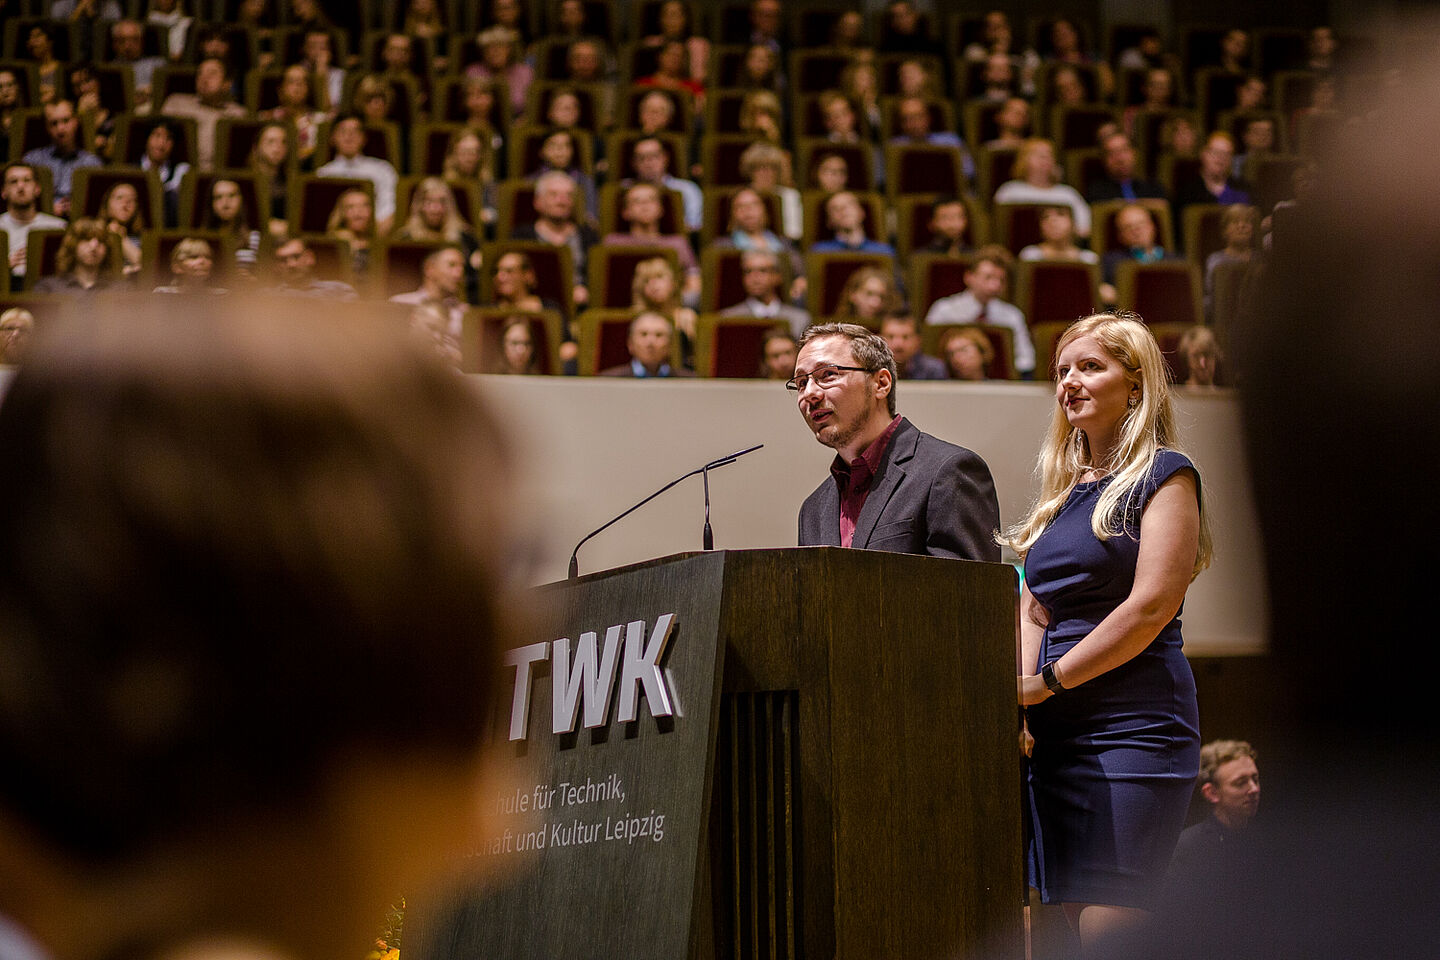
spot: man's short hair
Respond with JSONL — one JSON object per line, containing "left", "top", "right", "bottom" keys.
{"left": 534, "top": 169, "right": 576, "bottom": 193}
{"left": 880, "top": 310, "right": 919, "bottom": 334}
{"left": 629, "top": 310, "right": 671, "bottom": 336}
{"left": 797, "top": 322, "right": 898, "bottom": 417}
{"left": 969, "top": 243, "right": 1015, "bottom": 277}
{"left": 1198, "top": 739, "right": 1256, "bottom": 785}
{"left": 330, "top": 112, "right": 365, "bottom": 133}
{"left": 1, "top": 161, "right": 37, "bottom": 183}
{"left": 423, "top": 243, "right": 465, "bottom": 269}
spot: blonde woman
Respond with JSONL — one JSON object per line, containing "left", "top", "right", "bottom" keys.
{"left": 440, "top": 128, "right": 497, "bottom": 226}
{"left": 739, "top": 90, "right": 783, "bottom": 142}
{"left": 1004, "top": 312, "right": 1211, "bottom": 957}
{"left": 394, "top": 177, "right": 482, "bottom": 301}
{"left": 326, "top": 187, "right": 376, "bottom": 276}
{"left": 739, "top": 141, "right": 802, "bottom": 240}
{"left": 630, "top": 255, "right": 696, "bottom": 341}
{"left": 993, "top": 137, "right": 1091, "bottom": 237}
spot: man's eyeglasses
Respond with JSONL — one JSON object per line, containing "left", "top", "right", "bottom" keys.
{"left": 785, "top": 364, "right": 870, "bottom": 392}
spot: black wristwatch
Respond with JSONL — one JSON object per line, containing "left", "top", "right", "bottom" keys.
{"left": 1042, "top": 661, "right": 1066, "bottom": 695}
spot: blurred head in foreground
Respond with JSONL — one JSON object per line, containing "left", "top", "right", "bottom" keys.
{"left": 0, "top": 301, "right": 519, "bottom": 960}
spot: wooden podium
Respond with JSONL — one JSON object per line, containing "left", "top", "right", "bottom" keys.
{"left": 409, "top": 548, "right": 1022, "bottom": 960}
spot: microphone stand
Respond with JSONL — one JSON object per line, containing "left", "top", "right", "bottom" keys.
{"left": 567, "top": 444, "right": 763, "bottom": 579}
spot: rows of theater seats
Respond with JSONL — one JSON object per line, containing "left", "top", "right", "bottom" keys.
{"left": 2, "top": 3, "right": 1353, "bottom": 378}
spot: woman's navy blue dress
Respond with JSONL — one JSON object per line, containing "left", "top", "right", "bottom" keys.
{"left": 1023, "top": 449, "right": 1201, "bottom": 908}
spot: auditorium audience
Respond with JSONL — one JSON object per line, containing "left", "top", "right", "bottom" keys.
{"left": 263, "top": 64, "right": 329, "bottom": 164}
{"left": 152, "top": 236, "right": 225, "bottom": 294}
{"left": 202, "top": 177, "right": 261, "bottom": 279}
{"left": 833, "top": 265, "right": 899, "bottom": 325}
{"left": 1020, "top": 205, "right": 1097, "bottom": 264}
{"left": 1102, "top": 203, "right": 1173, "bottom": 287}
{"left": 993, "top": 138, "right": 1091, "bottom": 238}
{"left": 317, "top": 114, "right": 399, "bottom": 232}
{"left": 33, "top": 218, "right": 118, "bottom": 293}
{"left": 1204, "top": 203, "right": 1257, "bottom": 312}
{"left": 527, "top": 129, "right": 598, "bottom": 224}
{"left": 758, "top": 326, "right": 798, "bottom": 379}
{"left": 630, "top": 255, "right": 697, "bottom": 344}
{"left": 924, "top": 197, "right": 974, "bottom": 257}
{"left": 624, "top": 137, "right": 702, "bottom": 233}
{"left": 108, "top": 19, "right": 167, "bottom": 104}
{"left": 891, "top": 96, "right": 975, "bottom": 183}
{"left": 395, "top": 177, "right": 483, "bottom": 301}
{"left": 22, "top": 100, "right": 101, "bottom": 216}
{"left": 98, "top": 181, "right": 146, "bottom": 278}
{"left": 264, "top": 234, "right": 358, "bottom": 299}
{"left": 881, "top": 310, "right": 946, "bottom": 380}
{"left": 489, "top": 250, "right": 556, "bottom": 313}
{"left": 600, "top": 182, "right": 700, "bottom": 301}
{"left": 1177, "top": 325, "right": 1222, "bottom": 388}
{"left": 140, "top": 121, "right": 189, "bottom": 226}
{"left": 0, "top": 0, "right": 1372, "bottom": 385}
{"left": 491, "top": 315, "right": 539, "bottom": 374}
{"left": 811, "top": 191, "right": 895, "bottom": 257}
{"left": 1176, "top": 132, "right": 1252, "bottom": 213}
{"left": 719, "top": 250, "right": 811, "bottom": 338}
{"left": 985, "top": 96, "right": 1031, "bottom": 149}
{"left": 739, "top": 142, "right": 802, "bottom": 240}
{"left": 22, "top": 23, "right": 64, "bottom": 105}
{"left": 441, "top": 128, "right": 497, "bottom": 224}
{"left": 1, "top": 162, "right": 66, "bottom": 284}
{"left": 939, "top": 326, "right": 993, "bottom": 381}
{"left": 0, "top": 70, "right": 22, "bottom": 161}
{"left": 511, "top": 170, "right": 597, "bottom": 308}
{"left": 711, "top": 187, "right": 802, "bottom": 281}
{"left": 160, "top": 59, "right": 247, "bottom": 172}
{"left": 924, "top": 244, "right": 1033, "bottom": 377}
{"left": 600, "top": 310, "right": 692, "bottom": 377}
{"left": 248, "top": 122, "right": 292, "bottom": 239}
{"left": 468, "top": 26, "right": 532, "bottom": 117}
{"left": 388, "top": 244, "right": 467, "bottom": 338}
{"left": 640, "top": 0, "right": 709, "bottom": 88}
{"left": 1087, "top": 132, "right": 1168, "bottom": 203}
{"left": 325, "top": 187, "right": 377, "bottom": 278}
{"left": 811, "top": 152, "right": 851, "bottom": 193}
{"left": 1165, "top": 739, "right": 1260, "bottom": 894}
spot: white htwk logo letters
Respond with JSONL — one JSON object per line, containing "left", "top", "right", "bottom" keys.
{"left": 504, "top": 614, "right": 676, "bottom": 741}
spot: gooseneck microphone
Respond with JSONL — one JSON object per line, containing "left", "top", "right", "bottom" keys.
{"left": 567, "top": 444, "right": 763, "bottom": 579}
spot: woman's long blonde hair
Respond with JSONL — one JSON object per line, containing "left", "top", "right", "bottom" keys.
{"left": 1001, "top": 312, "right": 1212, "bottom": 579}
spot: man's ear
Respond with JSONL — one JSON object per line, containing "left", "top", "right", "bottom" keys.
{"left": 1200, "top": 781, "right": 1218, "bottom": 805}
{"left": 873, "top": 367, "right": 893, "bottom": 401}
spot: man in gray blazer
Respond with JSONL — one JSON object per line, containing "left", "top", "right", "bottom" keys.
{"left": 719, "top": 250, "right": 811, "bottom": 339}
{"left": 789, "top": 323, "right": 1000, "bottom": 561}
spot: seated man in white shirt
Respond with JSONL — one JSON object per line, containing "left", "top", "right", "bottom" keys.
{"left": 1, "top": 163, "right": 67, "bottom": 284}
{"left": 719, "top": 250, "right": 811, "bottom": 339}
{"left": 388, "top": 245, "right": 467, "bottom": 339}
{"left": 317, "top": 113, "right": 398, "bottom": 233}
{"left": 922, "top": 244, "right": 1034, "bottom": 378}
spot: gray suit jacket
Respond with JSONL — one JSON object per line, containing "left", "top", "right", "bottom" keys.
{"left": 798, "top": 417, "right": 1001, "bottom": 562}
